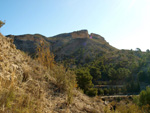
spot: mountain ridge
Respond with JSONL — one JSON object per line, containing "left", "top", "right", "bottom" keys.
{"left": 6, "top": 29, "right": 118, "bottom": 65}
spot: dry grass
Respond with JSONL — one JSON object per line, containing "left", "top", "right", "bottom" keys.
{"left": 36, "top": 41, "right": 55, "bottom": 69}
{"left": 50, "top": 65, "right": 76, "bottom": 105}
{"left": 36, "top": 41, "right": 77, "bottom": 106}
{"left": 0, "top": 68, "right": 39, "bottom": 113}
{"left": 0, "top": 88, "right": 37, "bottom": 113}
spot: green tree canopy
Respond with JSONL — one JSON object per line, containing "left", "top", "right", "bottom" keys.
{"left": 139, "top": 87, "right": 150, "bottom": 106}
{"left": 108, "top": 68, "right": 117, "bottom": 80}
{"left": 117, "top": 68, "right": 131, "bottom": 80}
{"left": 89, "top": 67, "right": 101, "bottom": 83}
{"left": 76, "top": 69, "right": 94, "bottom": 92}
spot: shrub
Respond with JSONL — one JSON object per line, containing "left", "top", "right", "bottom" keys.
{"left": 98, "top": 88, "right": 104, "bottom": 95}
{"left": 133, "top": 95, "right": 140, "bottom": 105}
{"left": 133, "top": 87, "right": 150, "bottom": 112}
{"left": 0, "top": 87, "right": 40, "bottom": 113}
{"left": 48, "top": 65, "right": 76, "bottom": 105}
{"left": 36, "top": 39, "right": 76, "bottom": 105}
{"left": 36, "top": 41, "right": 55, "bottom": 69}
{"left": 0, "top": 20, "right": 5, "bottom": 28}
{"left": 116, "top": 104, "right": 143, "bottom": 113}
{"left": 49, "top": 65, "right": 76, "bottom": 92}
{"left": 139, "top": 87, "right": 150, "bottom": 106}
{"left": 86, "top": 88, "right": 97, "bottom": 97}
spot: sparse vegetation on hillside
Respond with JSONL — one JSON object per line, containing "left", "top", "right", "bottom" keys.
{"left": 36, "top": 40, "right": 55, "bottom": 69}
{"left": 0, "top": 33, "right": 105, "bottom": 112}
{"left": 4, "top": 29, "right": 150, "bottom": 112}
{"left": 0, "top": 20, "right": 5, "bottom": 28}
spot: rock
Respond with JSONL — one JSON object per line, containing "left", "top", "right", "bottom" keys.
{"left": 71, "top": 30, "right": 89, "bottom": 39}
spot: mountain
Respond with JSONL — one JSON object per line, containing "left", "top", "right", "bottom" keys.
{"left": 7, "top": 30, "right": 118, "bottom": 65}
{"left": 7, "top": 30, "right": 149, "bottom": 86}
{"left": 6, "top": 34, "right": 50, "bottom": 56}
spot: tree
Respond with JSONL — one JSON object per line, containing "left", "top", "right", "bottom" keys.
{"left": 138, "top": 71, "right": 147, "bottom": 82}
{"left": 136, "top": 48, "right": 141, "bottom": 52}
{"left": 104, "top": 88, "right": 109, "bottom": 95}
{"left": 0, "top": 20, "right": 5, "bottom": 28}
{"left": 98, "top": 88, "right": 104, "bottom": 95}
{"left": 109, "top": 88, "right": 115, "bottom": 95}
{"left": 147, "top": 68, "right": 150, "bottom": 83}
{"left": 117, "top": 68, "right": 131, "bottom": 80}
{"left": 108, "top": 68, "right": 117, "bottom": 81}
{"left": 139, "top": 87, "right": 150, "bottom": 106}
{"left": 89, "top": 67, "right": 101, "bottom": 83}
{"left": 135, "top": 81, "right": 140, "bottom": 92}
{"left": 76, "top": 69, "right": 94, "bottom": 93}
{"left": 146, "top": 49, "right": 150, "bottom": 53}
{"left": 86, "top": 88, "right": 98, "bottom": 97}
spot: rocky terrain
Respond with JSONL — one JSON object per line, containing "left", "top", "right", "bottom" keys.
{"left": 7, "top": 30, "right": 117, "bottom": 64}
{"left": 0, "top": 33, "right": 106, "bottom": 112}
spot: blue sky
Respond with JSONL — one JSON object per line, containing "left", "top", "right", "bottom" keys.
{"left": 0, "top": 0, "right": 150, "bottom": 51}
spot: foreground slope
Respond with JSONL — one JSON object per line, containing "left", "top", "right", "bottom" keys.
{"left": 0, "top": 33, "right": 105, "bottom": 113}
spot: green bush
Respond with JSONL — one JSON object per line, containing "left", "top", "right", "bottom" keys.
{"left": 50, "top": 65, "right": 76, "bottom": 92}
{"left": 133, "top": 95, "right": 140, "bottom": 105}
{"left": 86, "top": 88, "right": 97, "bottom": 97}
{"left": 48, "top": 65, "right": 76, "bottom": 105}
{"left": 139, "top": 87, "right": 150, "bottom": 106}
{"left": 98, "top": 88, "right": 104, "bottom": 95}
{"left": 133, "top": 87, "right": 150, "bottom": 112}
{"left": 76, "top": 69, "right": 93, "bottom": 93}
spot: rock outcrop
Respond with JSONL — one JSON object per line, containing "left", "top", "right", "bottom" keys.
{"left": 90, "top": 33, "right": 105, "bottom": 42}
{"left": 71, "top": 30, "right": 89, "bottom": 39}
{"left": 7, "top": 34, "right": 50, "bottom": 55}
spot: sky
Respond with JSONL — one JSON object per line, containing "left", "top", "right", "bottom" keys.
{"left": 0, "top": 0, "right": 150, "bottom": 51}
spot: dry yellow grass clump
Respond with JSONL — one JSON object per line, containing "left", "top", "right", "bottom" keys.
{"left": 0, "top": 33, "right": 105, "bottom": 113}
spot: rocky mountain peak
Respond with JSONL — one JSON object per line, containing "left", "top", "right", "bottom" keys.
{"left": 52, "top": 29, "right": 90, "bottom": 39}
{"left": 90, "top": 33, "right": 105, "bottom": 41}
{"left": 71, "top": 29, "right": 89, "bottom": 39}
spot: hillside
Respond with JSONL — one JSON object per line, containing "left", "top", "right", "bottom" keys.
{"left": 7, "top": 30, "right": 117, "bottom": 65}
{"left": 6, "top": 30, "right": 150, "bottom": 94}
{"left": 0, "top": 33, "right": 105, "bottom": 112}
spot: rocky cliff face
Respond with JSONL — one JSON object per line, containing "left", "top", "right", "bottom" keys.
{"left": 7, "top": 30, "right": 117, "bottom": 64}
{"left": 90, "top": 33, "right": 105, "bottom": 42}
{"left": 71, "top": 30, "right": 89, "bottom": 39}
{"left": 7, "top": 34, "right": 50, "bottom": 56}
